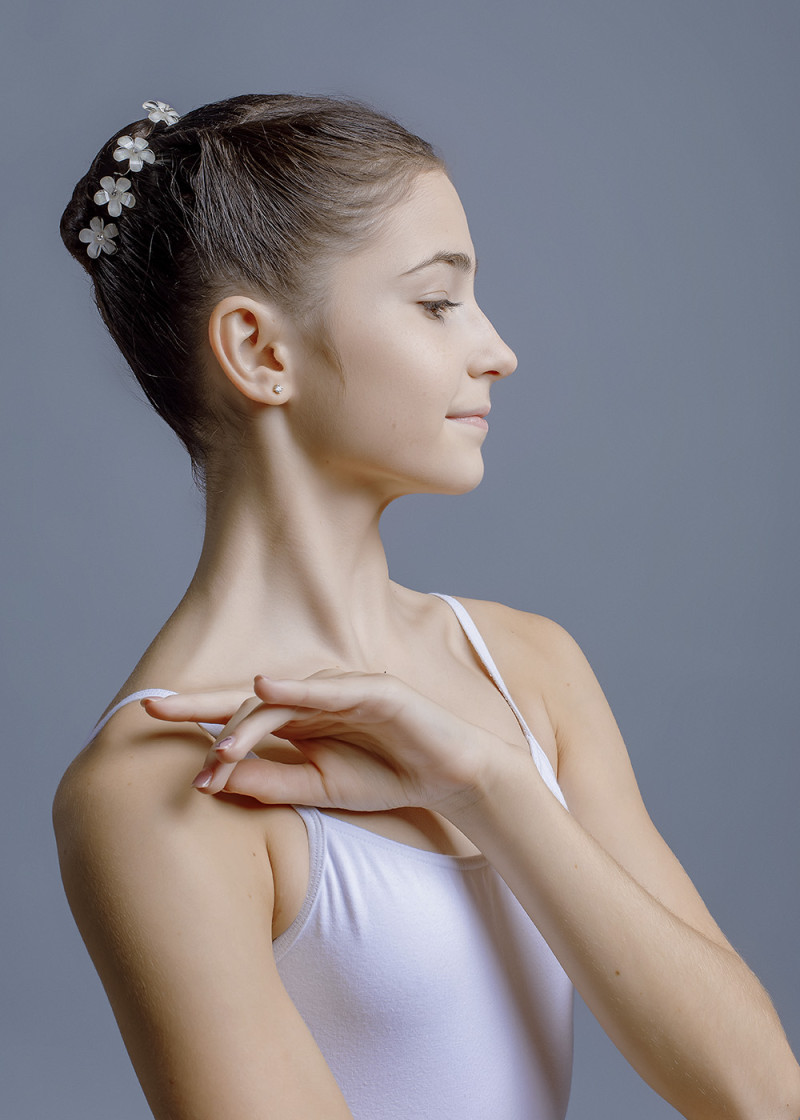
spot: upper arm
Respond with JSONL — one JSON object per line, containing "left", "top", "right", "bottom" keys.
{"left": 462, "top": 600, "right": 734, "bottom": 953}
{"left": 53, "top": 724, "right": 352, "bottom": 1120}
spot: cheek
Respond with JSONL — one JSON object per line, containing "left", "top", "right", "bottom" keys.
{"left": 324, "top": 301, "right": 459, "bottom": 450}
{"left": 342, "top": 369, "right": 447, "bottom": 449}
{"left": 336, "top": 319, "right": 449, "bottom": 406}
{"left": 337, "top": 318, "right": 407, "bottom": 380}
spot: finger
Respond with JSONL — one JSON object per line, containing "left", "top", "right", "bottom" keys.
{"left": 193, "top": 703, "right": 312, "bottom": 794}
{"left": 253, "top": 673, "right": 399, "bottom": 719}
{"left": 212, "top": 703, "right": 307, "bottom": 758}
{"left": 141, "top": 688, "right": 252, "bottom": 724}
{"left": 192, "top": 757, "right": 239, "bottom": 795}
{"left": 214, "top": 756, "right": 330, "bottom": 807}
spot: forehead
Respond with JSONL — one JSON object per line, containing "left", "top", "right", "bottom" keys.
{"left": 337, "top": 171, "right": 476, "bottom": 282}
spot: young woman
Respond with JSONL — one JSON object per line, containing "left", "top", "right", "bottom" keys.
{"left": 54, "top": 94, "right": 800, "bottom": 1120}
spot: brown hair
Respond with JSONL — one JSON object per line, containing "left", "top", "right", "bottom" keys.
{"left": 60, "top": 94, "right": 445, "bottom": 485}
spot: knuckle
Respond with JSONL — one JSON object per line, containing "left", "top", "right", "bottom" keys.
{"left": 308, "top": 667, "right": 342, "bottom": 680}
{"left": 369, "top": 674, "right": 402, "bottom": 713}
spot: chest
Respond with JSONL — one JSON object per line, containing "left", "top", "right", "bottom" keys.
{"left": 272, "top": 807, "right": 574, "bottom": 1120}
{"left": 265, "top": 642, "right": 556, "bottom": 938}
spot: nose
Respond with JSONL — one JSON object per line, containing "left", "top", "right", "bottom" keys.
{"left": 468, "top": 307, "right": 518, "bottom": 380}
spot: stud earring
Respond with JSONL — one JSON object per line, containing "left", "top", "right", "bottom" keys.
{"left": 272, "top": 384, "right": 284, "bottom": 396}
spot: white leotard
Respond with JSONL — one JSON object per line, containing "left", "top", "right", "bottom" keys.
{"left": 84, "top": 594, "right": 573, "bottom": 1119}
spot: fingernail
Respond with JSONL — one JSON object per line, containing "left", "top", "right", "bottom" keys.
{"left": 214, "top": 737, "right": 235, "bottom": 755}
{"left": 192, "top": 768, "right": 213, "bottom": 790}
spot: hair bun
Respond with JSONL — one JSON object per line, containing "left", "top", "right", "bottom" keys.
{"left": 62, "top": 103, "right": 180, "bottom": 268}
{"left": 60, "top": 93, "right": 442, "bottom": 486}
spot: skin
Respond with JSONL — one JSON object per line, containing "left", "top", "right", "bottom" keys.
{"left": 53, "top": 171, "right": 800, "bottom": 1120}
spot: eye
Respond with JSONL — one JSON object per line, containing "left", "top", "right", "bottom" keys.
{"left": 420, "top": 299, "right": 460, "bottom": 322}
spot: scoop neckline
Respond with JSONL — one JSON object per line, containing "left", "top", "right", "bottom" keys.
{"left": 300, "top": 807, "right": 490, "bottom": 869}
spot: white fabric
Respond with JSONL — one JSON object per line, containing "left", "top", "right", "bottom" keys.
{"left": 273, "top": 596, "right": 573, "bottom": 1119}
{"left": 276, "top": 806, "right": 573, "bottom": 1119}
{"left": 82, "top": 597, "right": 574, "bottom": 1118}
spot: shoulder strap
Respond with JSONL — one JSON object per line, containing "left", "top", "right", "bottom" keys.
{"left": 430, "top": 593, "right": 566, "bottom": 807}
{"left": 82, "top": 688, "right": 224, "bottom": 750}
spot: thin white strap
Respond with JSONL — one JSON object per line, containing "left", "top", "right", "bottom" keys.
{"left": 82, "top": 688, "right": 224, "bottom": 749}
{"left": 430, "top": 593, "right": 567, "bottom": 808}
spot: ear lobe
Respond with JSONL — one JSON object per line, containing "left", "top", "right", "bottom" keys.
{"left": 208, "top": 296, "right": 291, "bottom": 404}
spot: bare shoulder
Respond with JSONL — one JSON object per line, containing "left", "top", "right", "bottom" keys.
{"left": 452, "top": 596, "right": 635, "bottom": 805}
{"left": 453, "top": 595, "right": 626, "bottom": 767}
{"left": 54, "top": 702, "right": 264, "bottom": 854}
{"left": 452, "top": 595, "right": 634, "bottom": 790}
{"left": 449, "top": 597, "right": 599, "bottom": 778}
{"left": 453, "top": 597, "right": 581, "bottom": 665}
{"left": 458, "top": 598, "right": 733, "bottom": 945}
{"left": 52, "top": 704, "right": 295, "bottom": 939}
{"left": 53, "top": 704, "right": 198, "bottom": 830}
{"left": 452, "top": 597, "right": 598, "bottom": 727}
{"left": 52, "top": 705, "right": 348, "bottom": 1118}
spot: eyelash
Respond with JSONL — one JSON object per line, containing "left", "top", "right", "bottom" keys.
{"left": 420, "top": 299, "right": 460, "bottom": 321}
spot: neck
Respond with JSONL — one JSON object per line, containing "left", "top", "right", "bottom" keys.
{"left": 153, "top": 448, "right": 413, "bottom": 686}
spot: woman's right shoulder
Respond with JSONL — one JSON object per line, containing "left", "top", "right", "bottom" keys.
{"left": 52, "top": 705, "right": 349, "bottom": 1119}
{"left": 52, "top": 700, "right": 297, "bottom": 901}
{"left": 54, "top": 699, "right": 215, "bottom": 844}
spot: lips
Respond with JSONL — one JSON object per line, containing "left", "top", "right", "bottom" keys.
{"left": 446, "top": 406, "right": 490, "bottom": 431}
{"left": 441, "top": 409, "right": 486, "bottom": 430}
{"left": 446, "top": 405, "right": 491, "bottom": 420}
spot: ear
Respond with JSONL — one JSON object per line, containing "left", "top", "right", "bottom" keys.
{"left": 208, "top": 296, "right": 294, "bottom": 404}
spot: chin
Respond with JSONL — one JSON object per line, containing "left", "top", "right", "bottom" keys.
{"left": 424, "top": 458, "right": 486, "bottom": 497}
{"left": 378, "top": 450, "right": 486, "bottom": 501}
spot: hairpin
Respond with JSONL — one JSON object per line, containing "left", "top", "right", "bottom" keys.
{"left": 79, "top": 101, "right": 180, "bottom": 258}
{"left": 143, "top": 100, "right": 181, "bottom": 126}
{"left": 79, "top": 217, "right": 118, "bottom": 258}
{"left": 94, "top": 176, "right": 134, "bottom": 217}
{"left": 113, "top": 135, "right": 156, "bottom": 173}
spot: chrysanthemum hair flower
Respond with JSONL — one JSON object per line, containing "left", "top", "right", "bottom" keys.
{"left": 93, "top": 176, "right": 135, "bottom": 218}
{"left": 79, "top": 216, "right": 119, "bottom": 259}
{"left": 142, "top": 100, "right": 180, "bottom": 126}
{"left": 113, "top": 135, "right": 155, "bottom": 173}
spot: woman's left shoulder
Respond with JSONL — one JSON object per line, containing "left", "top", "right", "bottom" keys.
{"left": 453, "top": 596, "right": 591, "bottom": 685}
{"left": 453, "top": 596, "right": 618, "bottom": 762}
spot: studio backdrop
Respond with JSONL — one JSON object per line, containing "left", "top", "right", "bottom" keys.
{"left": 2, "top": 2, "right": 798, "bottom": 1117}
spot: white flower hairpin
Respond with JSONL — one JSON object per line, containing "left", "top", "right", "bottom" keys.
{"left": 113, "top": 135, "right": 155, "bottom": 173}
{"left": 93, "top": 175, "right": 135, "bottom": 217}
{"left": 80, "top": 99, "right": 180, "bottom": 259}
{"left": 143, "top": 100, "right": 180, "bottom": 125}
{"left": 79, "top": 216, "right": 118, "bottom": 258}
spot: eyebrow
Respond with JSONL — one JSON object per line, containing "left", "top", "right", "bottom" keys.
{"left": 400, "top": 251, "right": 478, "bottom": 277}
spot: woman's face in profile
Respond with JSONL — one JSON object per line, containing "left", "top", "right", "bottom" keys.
{"left": 291, "top": 171, "right": 518, "bottom": 500}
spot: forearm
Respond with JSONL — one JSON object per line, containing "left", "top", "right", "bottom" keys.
{"left": 450, "top": 755, "right": 800, "bottom": 1120}
{"left": 144, "top": 672, "right": 800, "bottom": 1116}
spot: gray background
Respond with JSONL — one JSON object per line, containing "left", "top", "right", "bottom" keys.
{"left": 2, "top": 1, "right": 798, "bottom": 1117}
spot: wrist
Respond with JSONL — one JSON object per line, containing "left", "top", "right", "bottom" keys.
{"left": 442, "top": 737, "right": 546, "bottom": 835}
